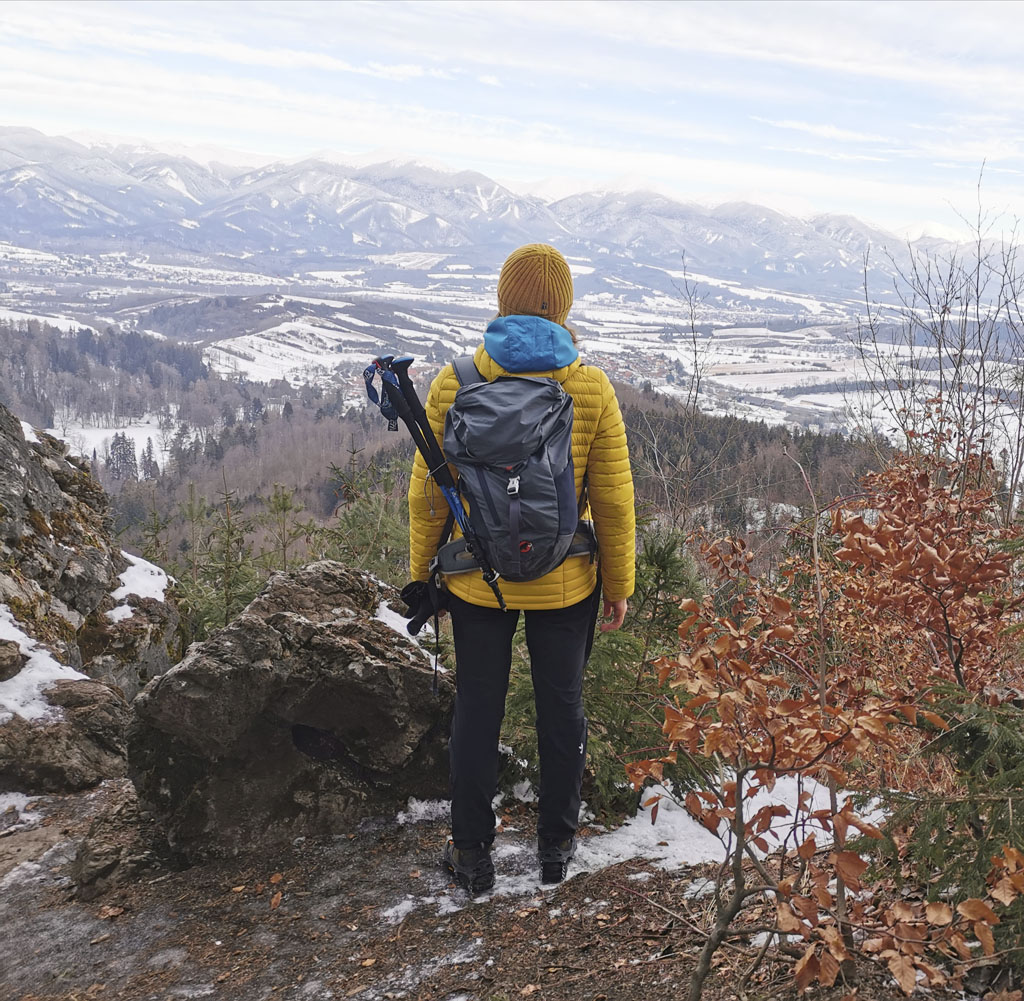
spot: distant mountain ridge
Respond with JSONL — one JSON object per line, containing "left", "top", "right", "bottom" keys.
{"left": 0, "top": 126, "right": 921, "bottom": 296}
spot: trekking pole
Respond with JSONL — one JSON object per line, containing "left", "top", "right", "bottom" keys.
{"left": 363, "top": 356, "right": 507, "bottom": 611}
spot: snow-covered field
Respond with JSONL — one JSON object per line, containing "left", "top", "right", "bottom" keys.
{"left": 46, "top": 418, "right": 169, "bottom": 467}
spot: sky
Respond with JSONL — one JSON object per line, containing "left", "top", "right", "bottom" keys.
{"left": 3, "top": 0, "right": 1024, "bottom": 235}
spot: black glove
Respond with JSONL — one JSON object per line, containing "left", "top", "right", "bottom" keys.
{"left": 400, "top": 579, "right": 448, "bottom": 636}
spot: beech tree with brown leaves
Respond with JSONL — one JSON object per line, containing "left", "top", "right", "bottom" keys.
{"left": 629, "top": 448, "right": 1024, "bottom": 998}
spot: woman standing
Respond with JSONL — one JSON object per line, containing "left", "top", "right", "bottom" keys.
{"left": 408, "top": 243, "right": 636, "bottom": 892}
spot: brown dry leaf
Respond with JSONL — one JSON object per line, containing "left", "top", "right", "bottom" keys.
{"left": 231, "top": 885, "right": 246, "bottom": 893}
{"left": 925, "top": 900, "right": 952, "bottom": 925}
{"left": 891, "top": 901, "right": 915, "bottom": 922}
{"left": 360, "top": 957, "right": 377, "bottom": 968}
{"left": 409, "top": 869, "right": 421, "bottom": 879}
{"left": 990, "top": 877, "right": 1017, "bottom": 907}
{"left": 794, "top": 945, "right": 819, "bottom": 991}
{"left": 957, "top": 898, "right": 999, "bottom": 924}
{"left": 520, "top": 986, "right": 541, "bottom": 996}
{"left": 270, "top": 891, "right": 282, "bottom": 910}
{"left": 797, "top": 836, "right": 817, "bottom": 860}
{"left": 820, "top": 950, "right": 841, "bottom": 988}
{"left": 820, "top": 925, "right": 851, "bottom": 961}
{"left": 886, "top": 952, "right": 917, "bottom": 995}
{"left": 974, "top": 919, "right": 996, "bottom": 957}
{"left": 832, "top": 851, "right": 868, "bottom": 891}
{"left": 776, "top": 901, "right": 804, "bottom": 934}
{"left": 269, "top": 872, "right": 283, "bottom": 885}
{"left": 96, "top": 905, "right": 124, "bottom": 920}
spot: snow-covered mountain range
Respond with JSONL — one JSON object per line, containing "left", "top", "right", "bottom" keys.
{"left": 0, "top": 126, "right": 916, "bottom": 298}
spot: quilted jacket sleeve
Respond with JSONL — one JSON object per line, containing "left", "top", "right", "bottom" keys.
{"left": 587, "top": 370, "right": 636, "bottom": 601}
{"left": 408, "top": 367, "right": 453, "bottom": 581}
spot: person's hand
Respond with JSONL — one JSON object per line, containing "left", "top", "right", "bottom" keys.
{"left": 601, "top": 597, "right": 627, "bottom": 632}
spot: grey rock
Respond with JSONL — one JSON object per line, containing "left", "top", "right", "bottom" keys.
{"left": 0, "top": 639, "right": 25, "bottom": 682}
{"left": 70, "top": 779, "right": 159, "bottom": 900}
{"left": 80, "top": 598, "right": 181, "bottom": 701}
{"left": 129, "top": 561, "right": 453, "bottom": 860}
{"left": 0, "top": 401, "right": 181, "bottom": 794}
{"left": 0, "top": 679, "right": 130, "bottom": 791}
{"left": 0, "top": 407, "right": 120, "bottom": 621}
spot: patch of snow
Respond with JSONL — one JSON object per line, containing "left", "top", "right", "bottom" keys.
{"left": 396, "top": 798, "right": 450, "bottom": 825}
{"left": 373, "top": 600, "right": 438, "bottom": 664}
{"left": 382, "top": 896, "right": 418, "bottom": 923}
{"left": 112, "top": 551, "right": 169, "bottom": 603}
{"left": 511, "top": 780, "right": 538, "bottom": 804}
{"left": 0, "top": 605, "right": 87, "bottom": 724}
{"left": 0, "top": 792, "right": 42, "bottom": 833}
{"left": 18, "top": 420, "right": 39, "bottom": 444}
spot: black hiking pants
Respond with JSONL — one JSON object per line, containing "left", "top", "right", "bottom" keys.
{"left": 447, "top": 584, "right": 600, "bottom": 849}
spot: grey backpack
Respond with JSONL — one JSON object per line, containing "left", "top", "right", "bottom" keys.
{"left": 436, "top": 356, "right": 584, "bottom": 582}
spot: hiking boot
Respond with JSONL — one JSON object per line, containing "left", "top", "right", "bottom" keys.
{"left": 441, "top": 839, "right": 495, "bottom": 894}
{"left": 538, "top": 836, "right": 577, "bottom": 884}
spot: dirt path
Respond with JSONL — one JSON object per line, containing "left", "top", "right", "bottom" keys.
{"left": 2, "top": 785, "right": 950, "bottom": 1001}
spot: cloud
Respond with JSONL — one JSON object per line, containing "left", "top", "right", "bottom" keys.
{"left": 754, "top": 118, "right": 893, "bottom": 145}
{"left": 2, "top": 0, "right": 1023, "bottom": 231}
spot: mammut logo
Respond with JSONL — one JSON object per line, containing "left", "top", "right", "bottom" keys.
{"left": 519, "top": 541, "right": 533, "bottom": 553}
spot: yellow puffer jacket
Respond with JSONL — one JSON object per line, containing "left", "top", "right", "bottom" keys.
{"left": 408, "top": 342, "right": 635, "bottom": 610}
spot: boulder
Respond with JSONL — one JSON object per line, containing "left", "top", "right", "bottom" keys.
{"left": 0, "top": 639, "right": 25, "bottom": 682}
{"left": 129, "top": 561, "right": 453, "bottom": 860}
{"left": 0, "top": 679, "right": 129, "bottom": 791}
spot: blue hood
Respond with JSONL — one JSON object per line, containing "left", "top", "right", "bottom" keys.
{"left": 483, "top": 315, "right": 579, "bottom": 373}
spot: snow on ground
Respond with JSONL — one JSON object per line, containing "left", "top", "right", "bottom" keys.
{"left": 368, "top": 252, "right": 451, "bottom": 270}
{"left": 204, "top": 320, "right": 377, "bottom": 384}
{"left": 0, "top": 242, "right": 61, "bottom": 263}
{"left": 106, "top": 551, "right": 170, "bottom": 623}
{"left": 397, "top": 798, "right": 451, "bottom": 825}
{"left": 47, "top": 418, "right": 167, "bottom": 468}
{"left": 384, "top": 776, "right": 848, "bottom": 922}
{"left": 0, "top": 605, "right": 87, "bottom": 724}
{"left": 18, "top": 420, "right": 39, "bottom": 444}
{"left": 0, "top": 307, "right": 96, "bottom": 333}
{"left": 0, "top": 792, "right": 43, "bottom": 833}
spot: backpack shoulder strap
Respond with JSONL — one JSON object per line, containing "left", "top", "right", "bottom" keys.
{"left": 452, "top": 354, "right": 484, "bottom": 387}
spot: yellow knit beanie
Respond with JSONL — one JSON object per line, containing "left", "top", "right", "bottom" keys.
{"left": 497, "top": 243, "right": 573, "bottom": 326}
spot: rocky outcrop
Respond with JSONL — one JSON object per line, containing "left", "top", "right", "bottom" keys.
{"left": 0, "top": 405, "right": 178, "bottom": 793}
{"left": 79, "top": 579, "right": 181, "bottom": 701}
{"left": 129, "top": 561, "right": 453, "bottom": 860}
{"left": 0, "top": 680, "right": 129, "bottom": 791}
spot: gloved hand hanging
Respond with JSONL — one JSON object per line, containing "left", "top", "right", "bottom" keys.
{"left": 400, "top": 578, "right": 448, "bottom": 636}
